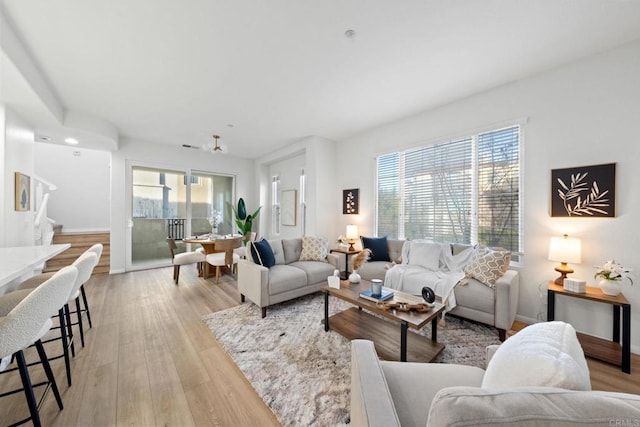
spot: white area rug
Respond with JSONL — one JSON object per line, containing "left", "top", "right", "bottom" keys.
{"left": 202, "top": 292, "right": 501, "bottom": 426}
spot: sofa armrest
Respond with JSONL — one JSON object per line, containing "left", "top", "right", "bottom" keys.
{"left": 493, "top": 269, "right": 519, "bottom": 331}
{"left": 326, "top": 253, "right": 340, "bottom": 269}
{"left": 237, "top": 259, "right": 270, "bottom": 308}
{"left": 351, "top": 340, "right": 401, "bottom": 427}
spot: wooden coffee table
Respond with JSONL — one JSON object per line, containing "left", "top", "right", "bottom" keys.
{"left": 322, "top": 280, "right": 445, "bottom": 363}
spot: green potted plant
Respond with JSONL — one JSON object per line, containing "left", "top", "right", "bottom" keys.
{"left": 231, "top": 198, "right": 262, "bottom": 242}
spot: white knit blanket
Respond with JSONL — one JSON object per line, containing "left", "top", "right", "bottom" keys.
{"left": 384, "top": 243, "right": 475, "bottom": 313}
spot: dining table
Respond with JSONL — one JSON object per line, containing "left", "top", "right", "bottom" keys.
{"left": 0, "top": 243, "right": 71, "bottom": 294}
{"left": 183, "top": 234, "right": 244, "bottom": 279}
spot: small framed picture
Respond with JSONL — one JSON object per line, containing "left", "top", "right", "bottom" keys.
{"left": 343, "top": 189, "right": 359, "bottom": 214}
{"left": 550, "top": 163, "right": 615, "bottom": 217}
{"left": 15, "top": 172, "right": 31, "bottom": 211}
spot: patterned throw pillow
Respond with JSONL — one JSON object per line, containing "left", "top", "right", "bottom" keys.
{"left": 299, "top": 236, "right": 328, "bottom": 261}
{"left": 463, "top": 250, "right": 511, "bottom": 288}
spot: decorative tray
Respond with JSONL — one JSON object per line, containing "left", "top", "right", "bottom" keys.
{"left": 376, "top": 301, "right": 433, "bottom": 313}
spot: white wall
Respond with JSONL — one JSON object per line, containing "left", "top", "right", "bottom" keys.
{"left": 337, "top": 40, "right": 640, "bottom": 350}
{"left": 1, "top": 106, "right": 35, "bottom": 247}
{"left": 110, "top": 137, "right": 255, "bottom": 273}
{"left": 33, "top": 143, "right": 111, "bottom": 232}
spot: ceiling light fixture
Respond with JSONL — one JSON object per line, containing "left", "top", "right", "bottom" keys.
{"left": 64, "top": 137, "right": 79, "bottom": 145}
{"left": 211, "top": 135, "right": 222, "bottom": 152}
{"left": 202, "top": 134, "right": 226, "bottom": 154}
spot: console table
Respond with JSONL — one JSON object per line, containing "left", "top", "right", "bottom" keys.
{"left": 547, "top": 281, "right": 631, "bottom": 374}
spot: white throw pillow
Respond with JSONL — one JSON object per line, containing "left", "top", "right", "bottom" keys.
{"left": 482, "top": 321, "right": 591, "bottom": 391}
{"left": 299, "top": 236, "right": 328, "bottom": 261}
{"left": 407, "top": 241, "right": 441, "bottom": 271}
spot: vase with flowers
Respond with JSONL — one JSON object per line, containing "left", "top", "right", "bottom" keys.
{"left": 594, "top": 260, "right": 633, "bottom": 296}
{"left": 209, "top": 209, "right": 222, "bottom": 235}
{"left": 336, "top": 235, "right": 349, "bottom": 251}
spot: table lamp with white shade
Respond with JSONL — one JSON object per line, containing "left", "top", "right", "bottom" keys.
{"left": 346, "top": 225, "right": 358, "bottom": 252}
{"left": 548, "top": 234, "right": 582, "bottom": 285}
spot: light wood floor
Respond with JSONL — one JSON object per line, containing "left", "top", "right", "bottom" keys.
{"left": 2, "top": 268, "right": 640, "bottom": 426}
{"left": 0, "top": 266, "right": 280, "bottom": 427}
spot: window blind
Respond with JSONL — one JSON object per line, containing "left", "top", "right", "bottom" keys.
{"left": 376, "top": 125, "right": 521, "bottom": 254}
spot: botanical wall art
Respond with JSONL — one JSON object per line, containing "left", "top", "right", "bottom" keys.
{"left": 551, "top": 163, "right": 616, "bottom": 217}
{"left": 343, "top": 188, "right": 359, "bottom": 214}
{"left": 15, "top": 172, "right": 30, "bottom": 211}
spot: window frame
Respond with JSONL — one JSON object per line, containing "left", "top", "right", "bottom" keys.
{"left": 375, "top": 122, "right": 525, "bottom": 262}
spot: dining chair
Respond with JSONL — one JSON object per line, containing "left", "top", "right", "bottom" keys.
{"left": 0, "top": 265, "right": 78, "bottom": 427}
{"left": 167, "top": 237, "right": 206, "bottom": 284}
{"left": 234, "top": 232, "right": 257, "bottom": 259}
{"left": 205, "top": 237, "right": 243, "bottom": 283}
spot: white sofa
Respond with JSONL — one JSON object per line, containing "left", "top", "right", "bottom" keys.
{"left": 351, "top": 321, "right": 640, "bottom": 427}
{"left": 358, "top": 238, "right": 519, "bottom": 341}
{"left": 237, "top": 237, "right": 339, "bottom": 317}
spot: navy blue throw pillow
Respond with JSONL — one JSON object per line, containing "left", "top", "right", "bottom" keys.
{"left": 361, "top": 236, "right": 390, "bottom": 262}
{"left": 250, "top": 239, "right": 276, "bottom": 268}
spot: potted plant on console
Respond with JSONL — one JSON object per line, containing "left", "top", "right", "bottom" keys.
{"left": 594, "top": 259, "right": 633, "bottom": 296}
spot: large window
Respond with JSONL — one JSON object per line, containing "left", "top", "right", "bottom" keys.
{"left": 377, "top": 125, "right": 522, "bottom": 257}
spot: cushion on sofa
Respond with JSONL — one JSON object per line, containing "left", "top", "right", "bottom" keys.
{"left": 289, "top": 260, "right": 334, "bottom": 284}
{"left": 250, "top": 239, "right": 276, "bottom": 268}
{"left": 464, "top": 249, "right": 511, "bottom": 288}
{"left": 268, "top": 239, "right": 286, "bottom": 265}
{"left": 282, "top": 238, "right": 302, "bottom": 264}
{"left": 267, "top": 264, "right": 309, "bottom": 295}
{"left": 361, "top": 236, "right": 391, "bottom": 262}
{"left": 381, "top": 360, "right": 484, "bottom": 427}
{"left": 299, "top": 236, "right": 328, "bottom": 261}
{"left": 482, "top": 321, "right": 591, "bottom": 391}
{"left": 406, "top": 241, "right": 441, "bottom": 271}
{"left": 428, "top": 386, "right": 640, "bottom": 426}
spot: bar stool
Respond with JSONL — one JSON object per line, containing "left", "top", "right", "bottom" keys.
{"left": 0, "top": 265, "right": 78, "bottom": 427}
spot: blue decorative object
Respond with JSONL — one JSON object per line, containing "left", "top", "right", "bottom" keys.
{"left": 250, "top": 239, "right": 276, "bottom": 268}
{"left": 361, "top": 236, "right": 390, "bottom": 262}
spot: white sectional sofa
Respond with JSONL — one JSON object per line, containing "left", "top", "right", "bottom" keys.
{"left": 237, "top": 237, "right": 339, "bottom": 317}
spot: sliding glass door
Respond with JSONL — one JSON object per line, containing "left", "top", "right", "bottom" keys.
{"left": 129, "top": 165, "right": 234, "bottom": 270}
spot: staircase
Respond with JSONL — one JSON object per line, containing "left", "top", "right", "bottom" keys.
{"left": 44, "top": 231, "right": 110, "bottom": 274}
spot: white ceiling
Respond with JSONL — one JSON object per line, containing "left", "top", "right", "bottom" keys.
{"left": 2, "top": 0, "right": 640, "bottom": 158}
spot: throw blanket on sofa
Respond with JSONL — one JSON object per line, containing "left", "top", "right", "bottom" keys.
{"left": 384, "top": 242, "right": 475, "bottom": 313}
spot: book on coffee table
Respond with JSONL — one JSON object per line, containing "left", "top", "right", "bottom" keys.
{"left": 359, "top": 287, "right": 394, "bottom": 302}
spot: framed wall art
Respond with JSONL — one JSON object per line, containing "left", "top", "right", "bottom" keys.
{"left": 551, "top": 163, "right": 615, "bottom": 217}
{"left": 15, "top": 172, "right": 30, "bottom": 211}
{"left": 343, "top": 188, "right": 359, "bottom": 214}
{"left": 281, "top": 189, "right": 297, "bottom": 226}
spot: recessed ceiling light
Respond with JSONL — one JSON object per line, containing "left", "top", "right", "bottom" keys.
{"left": 64, "top": 137, "right": 79, "bottom": 145}
{"left": 38, "top": 136, "right": 51, "bottom": 141}
{"left": 344, "top": 29, "right": 356, "bottom": 39}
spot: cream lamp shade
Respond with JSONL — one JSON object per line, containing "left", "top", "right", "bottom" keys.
{"left": 346, "top": 225, "right": 358, "bottom": 251}
{"left": 548, "top": 234, "right": 582, "bottom": 285}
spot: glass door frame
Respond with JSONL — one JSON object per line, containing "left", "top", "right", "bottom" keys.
{"left": 125, "top": 160, "right": 236, "bottom": 272}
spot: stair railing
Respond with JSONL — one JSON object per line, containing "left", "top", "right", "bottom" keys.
{"left": 32, "top": 176, "right": 58, "bottom": 246}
